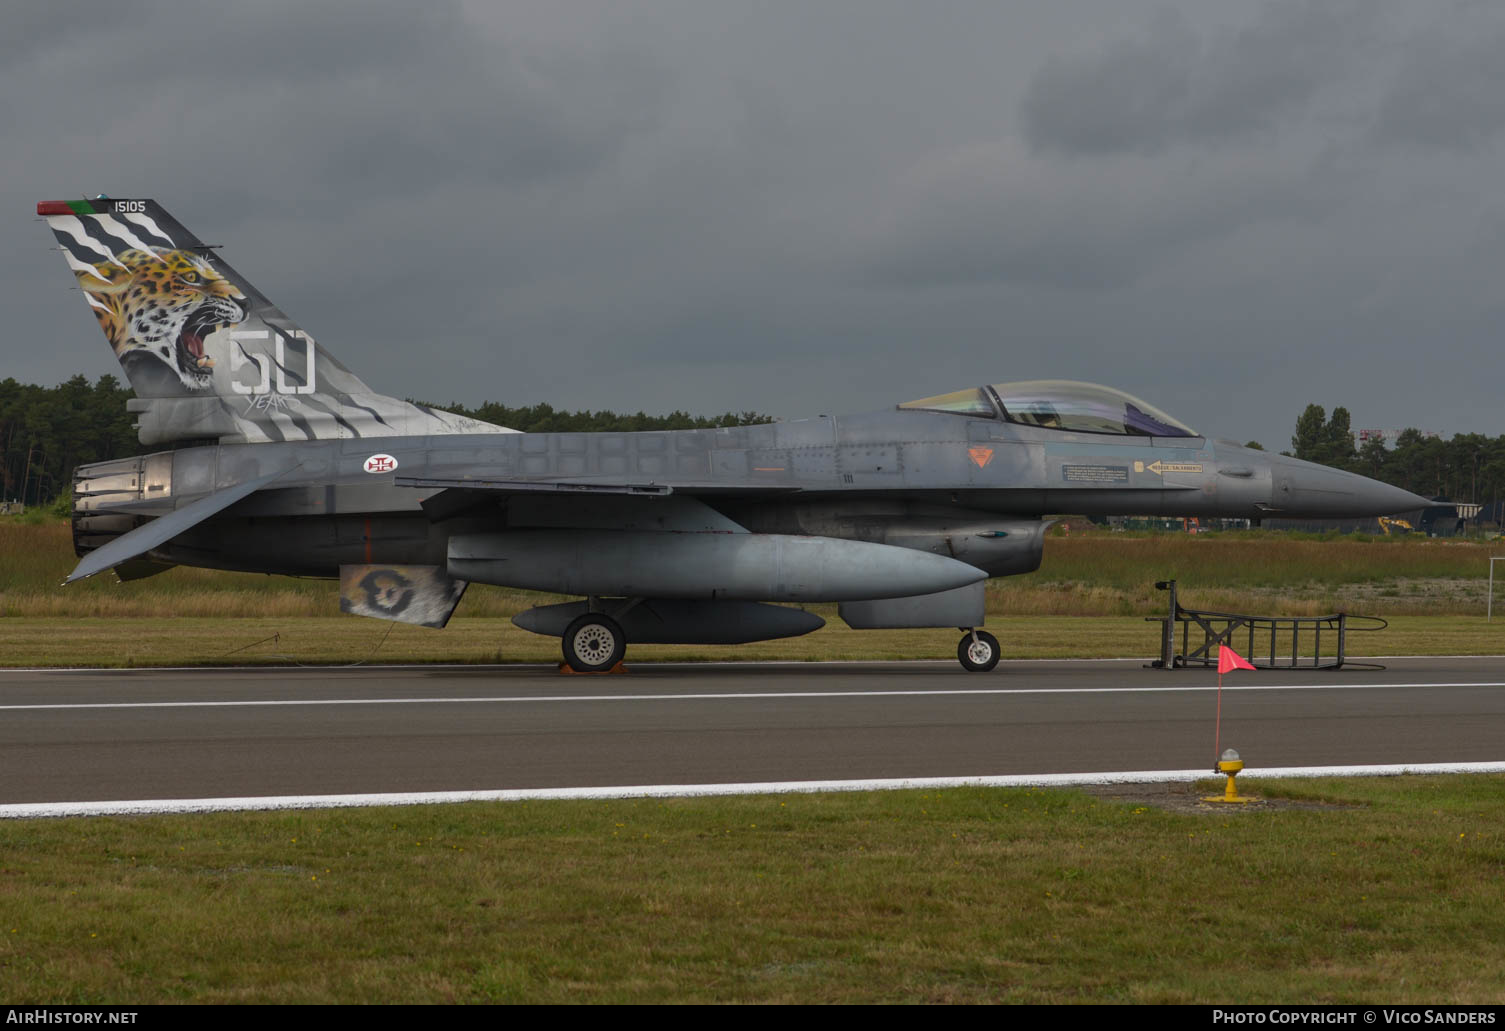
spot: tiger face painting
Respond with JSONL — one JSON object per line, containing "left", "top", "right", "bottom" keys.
{"left": 77, "top": 247, "right": 248, "bottom": 391}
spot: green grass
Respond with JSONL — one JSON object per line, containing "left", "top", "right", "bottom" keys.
{"left": 3, "top": 776, "right": 1503, "bottom": 1003}
{"left": 0, "top": 613, "right": 1500, "bottom": 667}
{"left": 1013, "top": 529, "right": 1505, "bottom": 615}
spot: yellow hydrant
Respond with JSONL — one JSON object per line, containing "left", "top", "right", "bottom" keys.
{"left": 1203, "top": 748, "right": 1255, "bottom": 804}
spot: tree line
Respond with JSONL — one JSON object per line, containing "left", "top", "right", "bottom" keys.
{"left": 1287, "top": 404, "right": 1505, "bottom": 511}
{"left": 0, "top": 376, "right": 769, "bottom": 507}
{"left": 0, "top": 376, "right": 138, "bottom": 507}
{"left": 424, "top": 400, "right": 770, "bottom": 435}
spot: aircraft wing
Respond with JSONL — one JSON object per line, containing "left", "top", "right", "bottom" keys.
{"left": 398, "top": 476, "right": 677, "bottom": 496}
{"left": 397, "top": 476, "right": 801, "bottom": 495}
{"left": 396, "top": 475, "right": 800, "bottom": 523}
{"left": 65, "top": 467, "right": 296, "bottom": 584}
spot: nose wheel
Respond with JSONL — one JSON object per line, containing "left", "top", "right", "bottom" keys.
{"left": 562, "top": 613, "right": 627, "bottom": 672}
{"left": 957, "top": 629, "right": 1000, "bottom": 672}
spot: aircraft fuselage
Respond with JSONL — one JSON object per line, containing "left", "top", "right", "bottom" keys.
{"left": 75, "top": 408, "right": 1423, "bottom": 582}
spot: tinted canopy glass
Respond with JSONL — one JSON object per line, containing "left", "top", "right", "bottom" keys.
{"left": 989, "top": 380, "right": 1197, "bottom": 437}
{"left": 896, "top": 387, "right": 997, "bottom": 417}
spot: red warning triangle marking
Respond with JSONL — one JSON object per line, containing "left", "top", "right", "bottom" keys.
{"left": 968, "top": 447, "right": 994, "bottom": 468}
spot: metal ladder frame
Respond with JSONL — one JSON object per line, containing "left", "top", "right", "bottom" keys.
{"left": 1145, "top": 580, "right": 1386, "bottom": 670}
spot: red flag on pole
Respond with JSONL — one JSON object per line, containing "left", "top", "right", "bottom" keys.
{"left": 1213, "top": 645, "right": 1255, "bottom": 767}
{"left": 1218, "top": 645, "right": 1256, "bottom": 675}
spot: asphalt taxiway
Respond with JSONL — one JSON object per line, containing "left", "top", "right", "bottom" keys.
{"left": 2, "top": 657, "right": 1502, "bottom": 810}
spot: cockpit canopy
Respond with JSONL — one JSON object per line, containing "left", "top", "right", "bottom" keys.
{"left": 899, "top": 380, "right": 1198, "bottom": 438}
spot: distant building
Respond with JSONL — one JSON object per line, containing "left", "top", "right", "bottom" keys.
{"left": 1358, "top": 428, "right": 1442, "bottom": 442}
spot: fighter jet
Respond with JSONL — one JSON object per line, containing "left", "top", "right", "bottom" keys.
{"left": 42, "top": 198, "right": 1433, "bottom": 671}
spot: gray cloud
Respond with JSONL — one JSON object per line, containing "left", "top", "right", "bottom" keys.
{"left": 5, "top": 0, "right": 1505, "bottom": 453}
{"left": 1022, "top": 1, "right": 1367, "bottom": 156}
{"left": 6, "top": 2, "right": 667, "bottom": 207}
{"left": 1373, "top": 5, "right": 1505, "bottom": 151}
{"left": 860, "top": 142, "right": 1344, "bottom": 291}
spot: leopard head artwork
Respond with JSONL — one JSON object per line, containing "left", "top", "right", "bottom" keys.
{"left": 78, "top": 247, "right": 248, "bottom": 391}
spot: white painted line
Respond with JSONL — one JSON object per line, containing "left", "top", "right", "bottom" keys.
{"left": 0, "top": 663, "right": 565, "bottom": 675}
{"left": 1360, "top": 655, "right": 1505, "bottom": 660}
{"left": 0, "top": 658, "right": 1164, "bottom": 674}
{"left": 0, "top": 659, "right": 1135, "bottom": 676}
{"left": 5, "top": 761, "right": 1504, "bottom": 819}
{"left": 4, "top": 680, "right": 1504, "bottom": 712}
{"left": 4, "top": 655, "right": 1503, "bottom": 675}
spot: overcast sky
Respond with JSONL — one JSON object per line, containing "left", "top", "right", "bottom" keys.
{"left": 6, "top": 0, "right": 1503, "bottom": 448}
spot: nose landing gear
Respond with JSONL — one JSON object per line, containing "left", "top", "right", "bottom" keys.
{"left": 957, "top": 628, "right": 1000, "bottom": 672}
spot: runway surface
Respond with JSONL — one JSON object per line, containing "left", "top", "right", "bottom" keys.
{"left": 2, "top": 656, "right": 1503, "bottom": 810}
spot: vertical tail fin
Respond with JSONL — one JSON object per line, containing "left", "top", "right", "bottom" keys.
{"left": 39, "top": 197, "right": 512, "bottom": 445}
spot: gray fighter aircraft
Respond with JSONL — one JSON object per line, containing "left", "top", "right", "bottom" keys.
{"left": 42, "top": 197, "right": 1432, "bottom": 671}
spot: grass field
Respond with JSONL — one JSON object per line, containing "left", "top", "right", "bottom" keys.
{"left": 2, "top": 776, "right": 1502, "bottom": 1003}
{"left": 4, "top": 519, "right": 1504, "bottom": 665}
{"left": 0, "top": 613, "right": 1501, "bottom": 667}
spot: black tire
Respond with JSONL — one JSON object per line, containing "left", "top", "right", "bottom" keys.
{"left": 957, "top": 630, "right": 1001, "bottom": 673}
{"left": 562, "top": 613, "right": 627, "bottom": 672}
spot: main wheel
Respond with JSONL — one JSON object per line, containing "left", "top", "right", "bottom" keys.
{"left": 957, "top": 630, "right": 1001, "bottom": 673}
{"left": 562, "top": 613, "right": 627, "bottom": 672}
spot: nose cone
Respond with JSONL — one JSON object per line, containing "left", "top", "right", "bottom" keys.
{"left": 1268, "top": 455, "right": 1434, "bottom": 518}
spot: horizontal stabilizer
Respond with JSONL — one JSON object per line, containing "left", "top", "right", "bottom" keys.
{"left": 64, "top": 466, "right": 294, "bottom": 583}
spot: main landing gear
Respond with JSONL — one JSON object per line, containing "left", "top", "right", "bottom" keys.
{"left": 957, "top": 628, "right": 1000, "bottom": 673}
{"left": 562, "top": 612, "right": 627, "bottom": 673}
{"left": 557, "top": 607, "right": 999, "bottom": 674}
